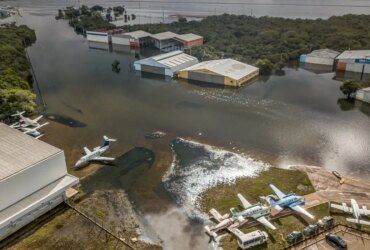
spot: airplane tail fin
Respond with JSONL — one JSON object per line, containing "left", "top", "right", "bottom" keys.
{"left": 103, "top": 136, "right": 117, "bottom": 146}
{"left": 11, "top": 111, "right": 25, "bottom": 117}
{"left": 230, "top": 207, "right": 238, "bottom": 216}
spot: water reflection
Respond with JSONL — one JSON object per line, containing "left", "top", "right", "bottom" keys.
{"left": 337, "top": 98, "right": 370, "bottom": 116}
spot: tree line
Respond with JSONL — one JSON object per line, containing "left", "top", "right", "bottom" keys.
{"left": 0, "top": 23, "right": 37, "bottom": 119}
{"left": 125, "top": 14, "right": 370, "bottom": 74}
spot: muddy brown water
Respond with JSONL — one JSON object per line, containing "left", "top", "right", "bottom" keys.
{"left": 3, "top": 1, "right": 370, "bottom": 249}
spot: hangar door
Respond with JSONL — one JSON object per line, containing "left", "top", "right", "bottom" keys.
{"left": 188, "top": 71, "right": 225, "bottom": 85}
{"left": 141, "top": 65, "right": 166, "bottom": 75}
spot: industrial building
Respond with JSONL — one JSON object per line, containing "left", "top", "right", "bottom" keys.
{"left": 134, "top": 50, "right": 199, "bottom": 77}
{"left": 300, "top": 49, "right": 340, "bottom": 66}
{"left": 86, "top": 30, "right": 111, "bottom": 43}
{"left": 111, "top": 30, "right": 152, "bottom": 47}
{"left": 0, "top": 123, "right": 79, "bottom": 241}
{"left": 150, "top": 31, "right": 180, "bottom": 51}
{"left": 336, "top": 50, "right": 370, "bottom": 74}
{"left": 178, "top": 59, "right": 259, "bottom": 87}
{"left": 172, "top": 33, "right": 204, "bottom": 49}
{"left": 356, "top": 87, "right": 370, "bottom": 104}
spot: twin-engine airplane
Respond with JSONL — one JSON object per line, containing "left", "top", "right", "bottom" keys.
{"left": 330, "top": 199, "right": 370, "bottom": 226}
{"left": 230, "top": 193, "right": 276, "bottom": 230}
{"left": 75, "top": 136, "right": 117, "bottom": 168}
{"left": 18, "top": 122, "right": 49, "bottom": 139}
{"left": 266, "top": 183, "right": 315, "bottom": 220}
{"left": 10, "top": 111, "right": 43, "bottom": 128}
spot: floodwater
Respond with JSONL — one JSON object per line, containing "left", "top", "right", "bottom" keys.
{"left": 3, "top": 1, "right": 370, "bottom": 249}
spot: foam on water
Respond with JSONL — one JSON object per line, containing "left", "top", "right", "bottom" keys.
{"left": 163, "top": 138, "right": 270, "bottom": 218}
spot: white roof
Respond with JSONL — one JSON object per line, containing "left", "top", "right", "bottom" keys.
{"left": 175, "top": 33, "right": 203, "bottom": 42}
{"left": 337, "top": 50, "right": 370, "bottom": 60}
{"left": 158, "top": 52, "right": 198, "bottom": 68}
{"left": 359, "top": 87, "right": 370, "bottom": 92}
{"left": 151, "top": 31, "right": 178, "bottom": 40}
{"left": 124, "top": 30, "right": 152, "bottom": 39}
{"left": 182, "top": 59, "right": 259, "bottom": 81}
{"left": 307, "top": 49, "right": 340, "bottom": 59}
{"left": 0, "top": 123, "right": 61, "bottom": 181}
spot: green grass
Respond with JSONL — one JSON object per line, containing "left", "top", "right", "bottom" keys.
{"left": 200, "top": 167, "right": 314, "bottom": 214}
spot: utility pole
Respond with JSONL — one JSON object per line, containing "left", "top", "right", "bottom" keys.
{"left": 162, "top": 7, "right": 165, "bottom": 23}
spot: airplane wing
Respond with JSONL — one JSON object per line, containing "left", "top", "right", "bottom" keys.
{"left": 256, "top": 216, "right": 276, "bottom": 230}
{"left": 35, "top": 134, "right": 44, "bottom": 139}
{"left": 237, "top": 193, "right": 251, "bottom": 209}
{"left": 34, "top": 115, "right": 43, "bottom": 122}
{"left": 347, "top": 218, "right": 370, "bottom": 226}
{"left": 83, "top": 147, "right": 91, "bottom": 155}
{"left": 209, "top": 208, "right": 229, "bottom": 223}
{"left": 359, "top": 207, "right": 370, "bottom": 216}
{"left": 9, "top": 122, "right": 20, "bottom": 128}
{"left": 94, "top": 156, "right": 115, "bottom": 161}
{"left": 269, "top": 184, "right": 286, "bottom": 199}
{"left": 290, "top": 205, "right": 314, "bottom": 219}
{"left": 330, "top": 203, "right": 352, "bottom": 213}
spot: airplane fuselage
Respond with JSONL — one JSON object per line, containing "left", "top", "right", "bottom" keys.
{"left": 75, "top": 145, "right": 109, "bottom": 167}
{"left": 234, "top": 204, "right": 270, "bottom": 219}
{"left": 274, "top": 194, "right": 305, "bottom": 208}
{"left": 351, "top": 199, "right": 360, "bottom": 220}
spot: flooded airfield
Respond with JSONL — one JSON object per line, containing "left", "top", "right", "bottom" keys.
{"left": 3, "top": 1, "right": 370, "bottom": 249}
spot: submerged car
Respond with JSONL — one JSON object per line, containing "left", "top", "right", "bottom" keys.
{"left": 326, "top": 233, "right": 347, "bottom": 249}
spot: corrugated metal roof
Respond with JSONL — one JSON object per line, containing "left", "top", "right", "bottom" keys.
{"left": 0, "top": 123, "right": 61, "bottom": 181}
{"left": 174, "top": 33, "right": 203, "bottom": 42}
{"left": 124, "top": 30, "right": 152, "bottom": 39}
{"left": 134, "top": 50, "right": 199, "bottom": 72}
{"left": 150, "top": 31, "right": 178, "bottom": 40}
{"left": 181, "top": 59, "right": 259, "bottom": 81}
{"left": 337, "top": 50, "right": 370, "bottom": 60}
{"left": 307, "top": 49, "right": 340, "bottom": 59}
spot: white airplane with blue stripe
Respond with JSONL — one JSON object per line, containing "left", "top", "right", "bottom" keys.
{"left": 267, "top": 183, "right": 314, "bottom": 219}
{"left": 75, "top": 136, "right": 117, "bottom": 168}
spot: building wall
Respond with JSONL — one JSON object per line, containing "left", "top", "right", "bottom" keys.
{"left": 0, "top": 191, "right": 65, "bottom": 241}
{"left": 364, "top": 64, "right": 370, "bottom": 74}
{"left": 86, "top": 33, "right": 109, "bottom": 43}
{"left": 356, "top": 89, "right": 370, "bottom": 103}
{"left": 305, "top": 56, "right": 335, "bottom": 66}
{"left": 224, "top": 70, "right": 259, "bottom": 87}
{"left": 188, "top": 71, "right": 225, "bottom": 85}
{"left": 111, "top": 36, "right": 130, "bottom": 45}
{"left": 184, "top": 38, "right": 204, "bottom": 48}
{"left": 178, "top": 70, "right": 188, "bottom": 79}
{"left": 0, "top": 151, "right": 67, "bottom": 211}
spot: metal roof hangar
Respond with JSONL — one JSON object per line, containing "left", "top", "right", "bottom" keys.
{"left": 300, "top": 49, "right": 340, "bottom": 66}
{"left": 178, "top": 59, "right": 259, "bottom": 87}
{"left": 0, "top": 123, "right": 79, "bottom": 241}
{"left": 134, "top": 50, "right": 199, "bottom": 77}
{"left": 336, "top": 50, "right": 370, "bottom": 74}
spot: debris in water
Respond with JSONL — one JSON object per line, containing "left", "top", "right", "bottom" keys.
{"left": 145, "top": 131, "right": 166, "bottom": 139}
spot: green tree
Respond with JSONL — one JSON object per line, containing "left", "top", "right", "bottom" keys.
{"left": 255, "top": 59, "right": 274, "bottom": 75}
{"left": 340, "top": 80, "right": 361, "bottom": 99}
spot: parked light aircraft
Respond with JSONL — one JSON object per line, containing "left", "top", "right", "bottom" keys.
{"left": 10, "top": 111, "right": 43, "bottom": 128}
{"left": 230, "top": 193, "right": 276, "bottom": 230}
{"left": 330, "top": 199, "right": 370, "bottom": 226}
{"left": 266, "top": 184, "right": 314, "bottom": 219}
{"left": 18, "top": 122, "right": 49, "bottom": 139}
{"left": 75, "top": 136, "right": 117, "bottom": 168}
{"left": 205, "top": 208, "right": 236, "bottom": 239}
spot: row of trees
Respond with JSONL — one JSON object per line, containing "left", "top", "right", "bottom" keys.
{"left": 125, "top": 14, "right": 370, "bottom": 73}
{"left": 0, "top": 23, "right": 37, "bottom": 119}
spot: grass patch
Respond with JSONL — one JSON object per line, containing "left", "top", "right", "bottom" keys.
{"left": 200, "top": 167, "right": 314, "bottom": 214}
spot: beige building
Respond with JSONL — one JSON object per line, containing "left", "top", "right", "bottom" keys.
{"left": 178, "top": 59, "right": 259, "bottom": 87}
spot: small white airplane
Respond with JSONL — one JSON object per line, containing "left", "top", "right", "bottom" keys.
{"left": 266, "top": 183, "right": 315, "bottom": 220}
{"left": 10, "top": 111, "right": 43, "bottom": 128}
{"left": 230, "top": 193, "right": 276, "bottom": 230}
{"left": 330, "top": 199, "right": 370, "bottom": 226}
{"left": 75, "top": 136, "right": 117, "bottom": 168}
{"left": 18, "top": 122, "right": 49, "bottom": 139}
{"left": 204, "top": 208, "right": 236, "bottom": 239}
